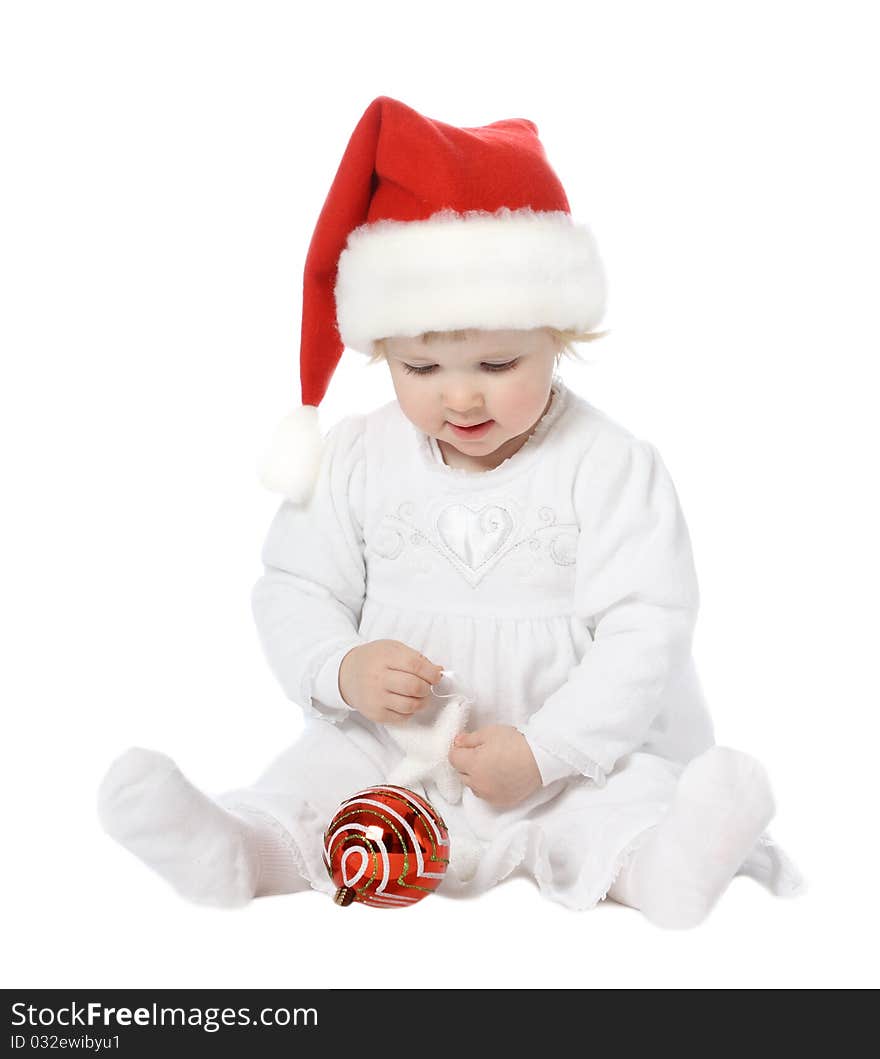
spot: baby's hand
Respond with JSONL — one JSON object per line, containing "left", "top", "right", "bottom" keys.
{"left": 338, "top": 639, "right": 444, "bottom": 725}
{"left": 448, "top": 725, "right": 541, "bottom": 809}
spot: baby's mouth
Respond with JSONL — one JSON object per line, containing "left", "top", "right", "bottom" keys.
{"left": 448, "top": 419, "right": 494, "bottom": 437}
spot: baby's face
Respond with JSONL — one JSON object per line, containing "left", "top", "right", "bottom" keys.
{"left": 383, "top": 328, "right": 560, "bottom": 468}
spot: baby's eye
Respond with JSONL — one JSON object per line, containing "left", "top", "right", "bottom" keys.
{"left": 401, "top": 359, "right": 520, "bottom": 376}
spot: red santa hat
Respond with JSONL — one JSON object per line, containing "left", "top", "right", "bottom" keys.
{"left": 261, "top": 95, "right": 607, "bottom": 502}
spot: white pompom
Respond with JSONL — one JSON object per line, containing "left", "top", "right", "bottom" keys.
{"left": 259, "top": 405, "right": 324, "bottom": 504}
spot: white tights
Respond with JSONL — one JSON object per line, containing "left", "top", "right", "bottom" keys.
{"left": 98, "top": 745, "right": 774, "bottom": 928}
{"left": 606, "top": 746, "right": 775, "bottom": 927}
{"left": 97, "top": 748, "right": 310, "bottom": 906}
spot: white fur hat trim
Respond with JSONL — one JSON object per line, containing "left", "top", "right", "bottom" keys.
{"left": 335, "top": 207, "right": 606, "bottom": 353}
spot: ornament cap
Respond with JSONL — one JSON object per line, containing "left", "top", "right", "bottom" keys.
{"left": 333, "top": 887, "right": 355, "bottom": 906}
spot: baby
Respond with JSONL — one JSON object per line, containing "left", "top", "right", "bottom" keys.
{"left": 98, "top": 96, "right": 803, "bottom": 927}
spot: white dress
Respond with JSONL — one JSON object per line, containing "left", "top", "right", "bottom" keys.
{"left": 223, "top": 375, "right": 803, "bottom": 910}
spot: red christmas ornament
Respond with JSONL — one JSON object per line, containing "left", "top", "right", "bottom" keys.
{"left": 323, "top": 784, "right": 450, "bottom": 908}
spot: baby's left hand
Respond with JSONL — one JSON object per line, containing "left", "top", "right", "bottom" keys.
{"left": 448, "top": 725, "right": 541, "bottom": 809}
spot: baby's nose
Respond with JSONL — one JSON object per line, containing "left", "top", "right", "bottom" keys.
{"left": 445, "top": 404, "right": 485, "bottom": 419}
{"left": 442, "top": 386, "right": 485, "bottom": 415}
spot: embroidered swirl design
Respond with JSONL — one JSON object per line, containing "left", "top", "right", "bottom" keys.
{"left": 373, "top": 527, "right": 406, "bottom": 560}
{"left": 371, "top": 500, "right": 578, "bottom": 582}
{"left": 548, "top": 531, "right": 578, "bottom": 566}
{"left": 529, "top": 506, "right": 578, "bottom": 566}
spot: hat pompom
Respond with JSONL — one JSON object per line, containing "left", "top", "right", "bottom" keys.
{"left": 260, "top": 405, "right": 323, "bottom": 504}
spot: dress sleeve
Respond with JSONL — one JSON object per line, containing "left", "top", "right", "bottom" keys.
{"left": 517, "top": 437, "right": 699, "bottom": 786}
{"left": 251, "top": 414, "right": 368, "bottom": 723}
{"left": 523, "top": 738, "right": 579, "bottom": 787}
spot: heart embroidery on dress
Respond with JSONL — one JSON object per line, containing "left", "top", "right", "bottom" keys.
{"left": 436, "top": 504, "right": 514, "bottom": 570}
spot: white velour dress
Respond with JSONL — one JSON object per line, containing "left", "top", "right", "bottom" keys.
{"left": 225, "top": 376, "right": 803, "bottom": 910}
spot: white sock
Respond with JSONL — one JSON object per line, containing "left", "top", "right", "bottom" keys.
{"left": 619, "top": 746, "right": 776, "bottom": 929}
{"left": 97, "top": 747, "right": 307, "bottom": 907}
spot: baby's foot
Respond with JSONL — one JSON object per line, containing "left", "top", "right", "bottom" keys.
{"left": 632, "top": 746, "right": 776, "bottom": 929}
{"left": 97, "top": 747, "right": 260, "bottom": 907}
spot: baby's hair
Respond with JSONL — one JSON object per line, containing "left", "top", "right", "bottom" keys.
{"left": 368, "top": 327, "right": 610, "bottom": 366}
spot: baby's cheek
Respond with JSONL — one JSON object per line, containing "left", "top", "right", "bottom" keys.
{"left": 502, "top": 386, "right": 547, "bottom": 428}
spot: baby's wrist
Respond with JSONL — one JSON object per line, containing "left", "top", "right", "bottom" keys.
{"left": 314, "top": 641, "right": 363, "bottom": 714}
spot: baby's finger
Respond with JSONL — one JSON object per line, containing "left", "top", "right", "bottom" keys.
{"left": 384, "top": 670, "right": 434, "bottom": 701}
{"left": 391, "top": 645, "right": 444, "bottom": 686}
{"left": 454, "top": 730, "right": 482, "bottom": 748}
{"left": 382, "top": 692, "right": 424, "bottom": 722}
{"left": 447, "top": 746, "right": 473, "bottom": 772}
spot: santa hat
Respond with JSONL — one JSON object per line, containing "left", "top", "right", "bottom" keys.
{"left": 261, "top": 95, "right": 607, "bottom": 503}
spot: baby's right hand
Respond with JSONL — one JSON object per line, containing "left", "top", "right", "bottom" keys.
{"left": 338, "top": 640, "right": 444, "bottom": 725}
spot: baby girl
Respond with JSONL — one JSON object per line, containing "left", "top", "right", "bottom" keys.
{"left": 98, "top": 96, "right": 803, "bottom": 927}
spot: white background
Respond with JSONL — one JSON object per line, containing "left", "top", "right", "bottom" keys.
{"left": 2, "top": 0, "right": 877, "bottom": 990}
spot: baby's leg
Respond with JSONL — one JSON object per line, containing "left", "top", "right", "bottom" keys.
{"left": 98, "top": 718, "right": 393, "bottom": 908}
{"left": 97, "top": 748, "right": 307, "bottom": 907}
{"left": 607, "top": 746, "right": 775, "bottom": 929}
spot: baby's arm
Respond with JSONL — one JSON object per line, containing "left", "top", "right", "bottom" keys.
{"left": 518, "top": 436, "right": 699, "bottom": 785}
{"left": 252, "top": 415, "right": 371, "bottom": 722}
